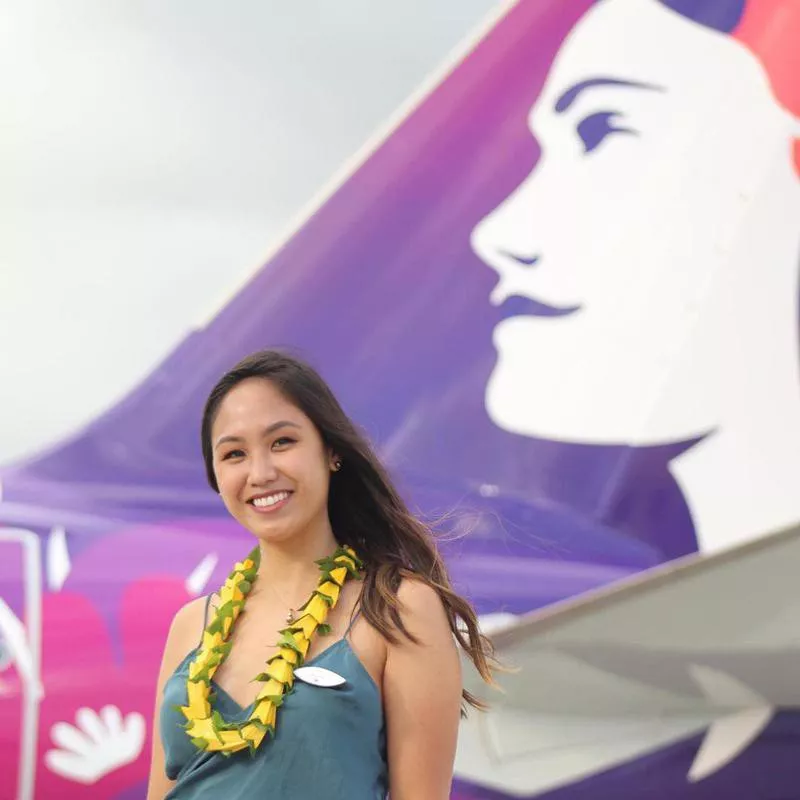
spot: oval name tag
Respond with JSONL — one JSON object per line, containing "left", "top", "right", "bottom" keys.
{"left": 294, "top": 666, "right": 347, "bottom": 688}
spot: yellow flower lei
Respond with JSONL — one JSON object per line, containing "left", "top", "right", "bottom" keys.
{"left": 178, "top": 544, "right": 363, "bottom": 755}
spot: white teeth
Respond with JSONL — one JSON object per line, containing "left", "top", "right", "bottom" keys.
{"left": 252, "top": 491, "right": 290, "bottom": 508}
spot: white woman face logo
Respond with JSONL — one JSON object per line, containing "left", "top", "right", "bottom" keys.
{"left": 471, "top": 0, "right": 800, "bottom": 447}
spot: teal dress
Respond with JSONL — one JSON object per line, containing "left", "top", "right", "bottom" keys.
{"left": 160, "top": 599, "right": 388, "bottom": 799}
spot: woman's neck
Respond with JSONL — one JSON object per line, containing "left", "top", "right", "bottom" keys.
{"left": 252, "top": 524, "right": 339, "bottom": 600}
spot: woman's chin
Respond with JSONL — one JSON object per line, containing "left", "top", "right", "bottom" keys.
{"left": 248, "top": 528, "right": 300, "bottom": 548}
{"left": 243, "top": 517, "right": 325, "bottom": 548}
{"left": 235, "top": 511, "right": 294, "bottom": 542}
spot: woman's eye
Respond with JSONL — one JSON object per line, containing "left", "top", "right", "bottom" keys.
{"left": 577, "top": 111, "right": 637, "bottom": 154}
{"left": 272, "top": 437, "right": 295, "bottom": 449}
{"left": 222, "top": 449, "right": 245, "bottom": 460}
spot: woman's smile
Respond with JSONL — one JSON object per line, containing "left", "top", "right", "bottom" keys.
{"left": 247, "top": 489, "right": 294, "bottom": 514}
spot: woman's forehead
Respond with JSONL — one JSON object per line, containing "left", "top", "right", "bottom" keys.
{"left": 213, "top": 379, "right": 306, "bottom": 432}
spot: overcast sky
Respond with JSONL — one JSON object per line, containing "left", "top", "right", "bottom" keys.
{"left": 1, "top": 0, "right": 499, "bottom": 464}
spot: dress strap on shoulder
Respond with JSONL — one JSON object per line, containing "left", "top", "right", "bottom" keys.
{"left": 198, "top": 593, "right": 214, "bottom": 648}
{"left": 344, "top": 605, "right": 362, "bottom": 638}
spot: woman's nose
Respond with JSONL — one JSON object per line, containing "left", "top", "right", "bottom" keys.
{"left": 248, "top": 451, "right": 279, "bottom": 484}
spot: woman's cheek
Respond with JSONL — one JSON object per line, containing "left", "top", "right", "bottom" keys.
{"left": 216, "top": 464, "right": 241, "bottom": 499}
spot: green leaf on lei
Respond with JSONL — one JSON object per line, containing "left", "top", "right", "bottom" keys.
{"left": 276, "top": 630, "right": 304, "bottom": 655}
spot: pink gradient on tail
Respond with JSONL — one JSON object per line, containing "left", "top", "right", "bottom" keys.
{"left": 0, "top": 579, "right": 189, "bottom": 799}
{"left": 734, "top": 0, "right": 800, "bottom": 174}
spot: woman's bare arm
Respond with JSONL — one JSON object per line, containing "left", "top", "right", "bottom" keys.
{"left": 146, "top": 596, "right": 208, "bottom": 800}
{"left": 383, "top": 579, "right": 462, "bottom": 800}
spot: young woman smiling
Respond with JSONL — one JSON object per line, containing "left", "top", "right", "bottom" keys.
{"left": 147, "top": 350, "right": 496, "bottom": 799}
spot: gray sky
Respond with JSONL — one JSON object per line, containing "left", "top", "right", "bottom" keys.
{"left": 1, "top": 0, "right": 499, "bottom": 464}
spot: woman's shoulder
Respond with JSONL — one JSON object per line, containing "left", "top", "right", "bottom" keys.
{"left": 162, "top": 594, "right": 216, "bottom": 664}
{"left": 174, "top": 592, "right": 214, "bottom": 630}
{"left": 393, "top": 576, "right": 451, "bottom": 644}
{"left": 395, "top": 575, "right": 441, "bottom": 607}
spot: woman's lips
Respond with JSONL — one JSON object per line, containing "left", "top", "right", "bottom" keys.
{"left": 248, "top": 492, "right": 293, "bottom": 514}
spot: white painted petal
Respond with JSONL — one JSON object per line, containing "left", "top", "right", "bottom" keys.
{"left": 100, "top": 704, "right": 123, "bottom": 734}
{"left": 47, "top": 526, "right": 71, "bottom": 591}
{"left": 44, "top": 749, "right": 98, "bottom": 784}
{"left": 0, "top": 597, "right": 38, "bottom": 690}
{"left": 186, "top": 553, "right": 218, "bottom": 596}
{"left": 75, "top": 707, "right": 106, "bottom": 744}
{"left": 50, "top": 721, "right": 93, "bottom": 756}
{"left": 45, "top": 708, "right": 147, "bottom": 784}
{"left": 122, "top": 711, "right": 146, "bottom": 749}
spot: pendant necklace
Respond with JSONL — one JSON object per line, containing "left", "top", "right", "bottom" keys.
{"left": 268, "top": 582, "right": 302, "bottom": 624}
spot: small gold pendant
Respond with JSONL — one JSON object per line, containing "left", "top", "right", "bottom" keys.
{"left": 286, "top": 609, "right": 296, "bottom": 624}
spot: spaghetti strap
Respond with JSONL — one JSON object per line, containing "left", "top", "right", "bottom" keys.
{"left": 344, "top": 605, "right": 362, "bottom": 639}
{"left": 197, "top": 593, "right": 214, "bottom": 648}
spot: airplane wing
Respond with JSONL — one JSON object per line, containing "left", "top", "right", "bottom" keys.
{"left": 456, "top": 522, "right": 800, "bottom": 797}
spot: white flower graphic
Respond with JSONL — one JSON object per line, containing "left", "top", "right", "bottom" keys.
{"left": 45, "top": 705, "right": 146, "bottom": 784}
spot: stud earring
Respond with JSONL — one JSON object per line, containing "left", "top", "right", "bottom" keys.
{"left": 332, "top": 459, "right": 343, "bottom": 472}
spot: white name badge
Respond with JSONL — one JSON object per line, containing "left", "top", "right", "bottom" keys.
{"left": 294, "top": 666, "right": 347, "bottom": 688}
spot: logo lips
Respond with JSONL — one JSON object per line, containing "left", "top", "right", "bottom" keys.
{"left": 497, "top": 294, "right": 581, "bottom": 320}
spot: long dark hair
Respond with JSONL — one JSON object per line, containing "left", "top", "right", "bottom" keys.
{"left": 201, "top": 349, "right": 498, "bottom": 711}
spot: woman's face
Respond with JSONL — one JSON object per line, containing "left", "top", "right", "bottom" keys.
{"left": 470, "top": 0, "right": 798, "bottom": 445}
{"left": 210, "top": 378, "right": 336, "bottom": 544}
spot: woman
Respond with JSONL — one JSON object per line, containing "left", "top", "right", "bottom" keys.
{"left": 147, "top": 349, "right": 496, "bottom": 799}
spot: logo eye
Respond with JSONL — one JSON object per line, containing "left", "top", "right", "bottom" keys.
{"left": 577, "top": 111, "right": 638, "bottom": 154}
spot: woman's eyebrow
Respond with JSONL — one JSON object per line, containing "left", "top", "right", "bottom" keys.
{"left": 214, "top": 420, "right": 301, "bottom": 449}
{"left": 555, "top": 77, "right": 664, "bottom": 113}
